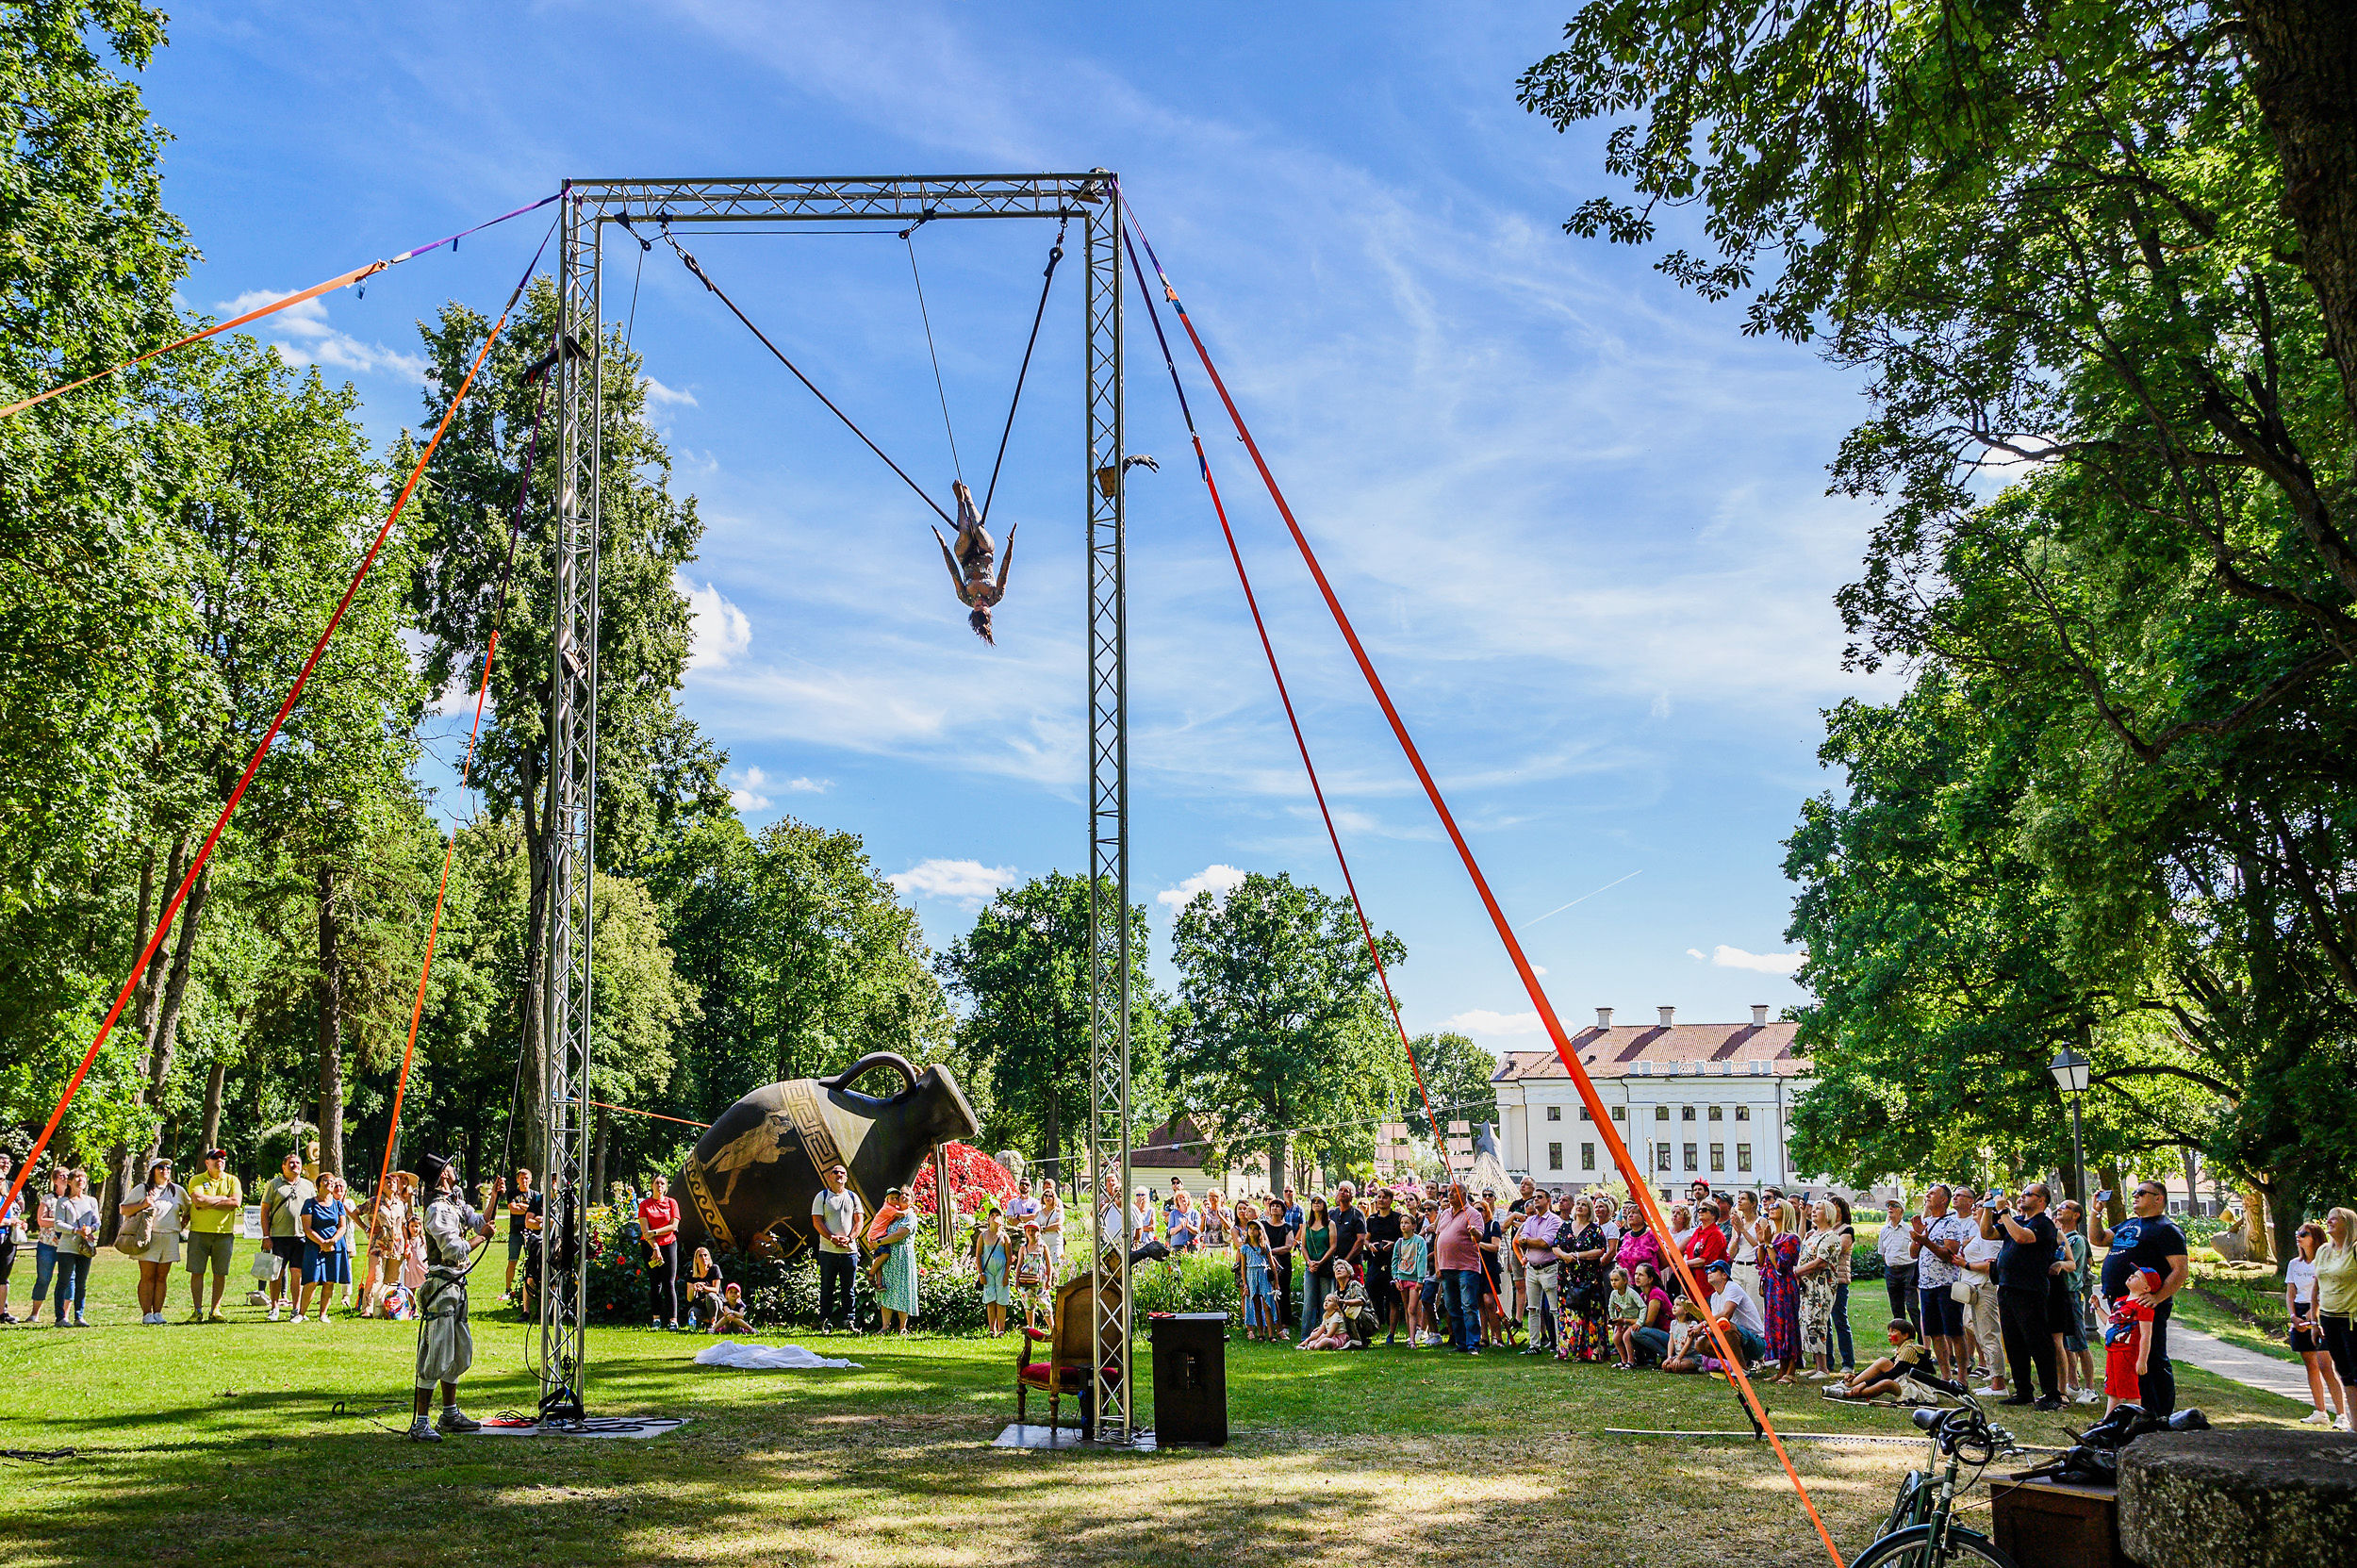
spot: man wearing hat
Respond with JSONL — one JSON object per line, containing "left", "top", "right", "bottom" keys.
{"left": 185, "top": 1148, "right": 243, "bottom": 1323}
{"left": 410, "top": 1153, "right": 502, "bottom": 1441}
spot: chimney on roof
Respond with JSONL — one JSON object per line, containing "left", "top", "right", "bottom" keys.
{"left": 1595, "top": 1007, "right": 1614, "bottom": 1029}
{"left": 1657, "top": 1006, "right": 1675, "bottom": 1028}
{"left": 1753, "top": 1004, "right": 1771, "bottom": 1026}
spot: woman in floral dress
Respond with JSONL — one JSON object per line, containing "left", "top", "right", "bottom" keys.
{"left": 1558, "top": 1197, "right": 1610, "bottom": 1363}
{"left": 1796, "top": 1198, "right": 1846, "bottom": 1375}
{"left": 1758, "top": 1201, "right": 1805, "bottom": 1383}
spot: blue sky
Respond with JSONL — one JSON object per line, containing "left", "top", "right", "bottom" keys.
{"left": 150, "top": 1, "right": 1891, "bottom": 1057}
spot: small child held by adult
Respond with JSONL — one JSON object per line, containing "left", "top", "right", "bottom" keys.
{"left": 1826, "top": 1319, "right": 1939, "bottom": 1403}
{"left": 2104, "top": 1266, "right": 2160, "bottom": 1412}
{"left": 1659, "top": 1296, "right": 1711, "bottom": 1373}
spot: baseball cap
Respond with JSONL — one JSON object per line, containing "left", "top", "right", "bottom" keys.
{"left": 1704, "top": 1259, "right": 1731, "bottom": 1276}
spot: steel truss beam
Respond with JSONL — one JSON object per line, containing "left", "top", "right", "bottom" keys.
{"left": 545, "top": 173, "right": 1130, "bottom": 1439}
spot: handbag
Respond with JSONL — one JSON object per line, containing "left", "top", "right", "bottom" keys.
{"left": 114, "top": 1188, "right": 165, "bottom": 1257}
{"left": 1949, "top": 1278, "right": 1974, "bottom": 1305}
{"left": 251, "top": 1246, "right": 285, "bottom": 1281}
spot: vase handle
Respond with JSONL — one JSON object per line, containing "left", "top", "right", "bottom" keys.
{"left": 819, "top": 1052, "right": 919, "bottom": 1099}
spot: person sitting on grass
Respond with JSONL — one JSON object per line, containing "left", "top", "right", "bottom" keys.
{"left": 1298, "top": 1287, "right": 1354, "bottom": 1351}
{"left": 1607, "top": 1267, "right": 1645, "bottom": 1368}
{"left": 683, "top": 1246, "right": 724, "bottom": 1330}
{"left": 709, "top": 1282, "right": 754, "bottom": 1335}
{"left": 1658, "top": 1296, "right": 1713, "bottom": 1374}
{"left": 1825, "top": 1319, "right": 1941, "bottom": 1403}
{"left": 1331, "top": 1259, "right": 1376, "bottom": 1347}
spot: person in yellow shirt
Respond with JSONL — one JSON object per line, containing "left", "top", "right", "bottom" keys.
{"left": 2316, "top": 1207, "right": 2357, "bottom": 1431}
{"left": 185, "top": 1149, "right": 243, "bottom": 1322}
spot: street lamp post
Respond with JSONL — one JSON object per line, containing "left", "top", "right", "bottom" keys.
{"left": 2048, "top": 1045, "right": 2092, "bottom": 1243}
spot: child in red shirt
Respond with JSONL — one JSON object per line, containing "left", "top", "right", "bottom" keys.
{"left": 2103, "top": 1266, "right": 2161, "bottom": 1411}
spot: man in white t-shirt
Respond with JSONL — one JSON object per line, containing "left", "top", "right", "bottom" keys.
{"left": 809, "top": 1164, "right": 864, "bottom": 1334}
{"left": 1703, "top": 1258, "right": 1767, "bottom": 1364}
{"left": 1877, "top": 1197, "right": 1920, "bottom": 1333}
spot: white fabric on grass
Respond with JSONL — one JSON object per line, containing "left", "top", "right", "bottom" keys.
{"left": 693, "top": 1340, "right": 863, "bottom": 1371}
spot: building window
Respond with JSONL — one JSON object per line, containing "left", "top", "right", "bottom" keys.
{"left": 1737, "top": 1144, "right": 1753, "bottom": 1172}
{"left": 1681, "top": 1105, "right": 1695, "bottom": 1121}
{"left": 1708, "top": 1105, "right": 1723, "bottom": 1122}
{"left": 1735, "top": 1106, "right": 1750, "bottom": 1121}
{"left": 1710, "top": 1143, "right": 1724, "bottom": 1173}
{"left": 1655, "top": 1105, "right": 1670, "bottom": 1121}
{"left": 1610, "top": 1105, "right": 1625, "bottom": 1122}
{"left": 1579, "top": 1106, "right": 1592, "bottom": 1121}
{"left": 1547, "top": 1142, "right": 1562, "bottom": 1171}
{"left": 1656, "top": 1145, "right": 1672, "bottom": 1172}
{"left": 1683, "top": 1143, "right": 1698, "bottom": 1172}
{"left": 1581, "top": 1143, "right": 1595, "bottom": 1171}
{"left": 1545, "top": 1105, "right": 1561, "bottom": 1122}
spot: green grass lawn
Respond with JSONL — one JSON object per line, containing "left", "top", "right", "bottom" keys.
{"left": 0, "top": 1253, "right": 2310, "bottom": 1568}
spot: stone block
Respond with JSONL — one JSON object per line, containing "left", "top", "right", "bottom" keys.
{"left": 2118, "top": 1429, "right": 2357, "bottom": 1568}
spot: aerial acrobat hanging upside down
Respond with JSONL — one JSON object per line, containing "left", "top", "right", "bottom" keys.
{"left": 933, "top": 480, "right": 1013, "bottom": 643}
{"left": 932, "top": 459, "right": 1157, "bottom": 643}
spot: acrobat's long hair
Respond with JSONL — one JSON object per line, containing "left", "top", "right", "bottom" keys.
{"left": 969, "top": 606, "right": 995, "bottom": 644}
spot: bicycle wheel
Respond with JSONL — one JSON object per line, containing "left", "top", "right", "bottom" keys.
{"left": 1847, "top": 1524, "right": 2020, "bottom": 1568}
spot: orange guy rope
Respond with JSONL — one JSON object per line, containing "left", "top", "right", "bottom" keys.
{"left": 1128, "top": 206, "right": 1847, "bottom": 1568}
{"left": 0, "top": 192, "right": 559, "bottom": 420}
{"left": 0, "top": 231, "right": 552, "bottom": 1234}
{"left": 1118, "top": 224, "right": 1446, "bottom": 1158}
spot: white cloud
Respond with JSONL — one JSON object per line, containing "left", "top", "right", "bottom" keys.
{"left": 1710, "top": 945, "right": 1805, "bottom": 976}
{"left": 1686, "top": 948, "right": 1706, "bottom": 962}
{"left": 1157, "top": 863, "right": 1248, "bottom": 912}
{"left": 681, "top": 575, "right": 752, "bottom": 670}
{"left": 1532, "top": 966, "right": 1547, "bottom": 977}
{"left": 888, "top": 857, "right": 1017, "bottom": 907}
{"left": 216, "top": 289, "right": 428, "bottom": 382}
{"left": 723, "top": 765, "right": 829, "bottom": 812}
{"left": 1442, "top": 1009, "right": 1544, "bottom": 1039}
{"left": 644, "top": 376, "right": 699, "bottom": 409}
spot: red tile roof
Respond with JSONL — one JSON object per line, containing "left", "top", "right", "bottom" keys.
{"left": 1491, "top": 1021, "right": 1804, "bottom": 1081}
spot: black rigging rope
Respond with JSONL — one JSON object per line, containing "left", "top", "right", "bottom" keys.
{"left": 664, "top": 228, "right": 954, "bottom": 526}
{"left": 901, "top": 217, "right": 964, "bottom": 482}
{"left": 980, "top": 216, "right": 1066, "bottom": 527}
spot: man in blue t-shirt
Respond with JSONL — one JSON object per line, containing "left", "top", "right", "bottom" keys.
{"left": 2094, "top": 1179, "right": 2190, "bottom": 1415}
{"left": 1983, "top": 1181, "right": 2063, "bottom": 1408}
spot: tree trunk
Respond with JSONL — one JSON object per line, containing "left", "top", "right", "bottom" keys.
{"left": 2099, "top": 1164, "right": 2128, "bottom": 1231}
{"left": 519, "top": 746, "right": 552, "bottom": 1187}
{"left": 2240, "top": 0, "right": 2357, "bottom": 479}
{"left": 1043, "top": 1085, "right": 1061, "bottom": 1180}
{"left": 110, "top": 855, "right": 214, "bottom": 1234}
{"left": 2242, "top": 1187, "right": 2273, "bottom": 1264}
{"left": 2183, "top": 1147, "right": 2202, "bottom": 1213}
{"left": 127, "top": 837, "right": 184, "bottom": 1060}
{"left": 2269, "top": 1174, "right": 2304, "bottom": 1279}
{"left": 199, "top": 1061, "right": 226, "bottom": 1156}
{"left": 1267, "top": 1133, "right": 1290, "bottom": 1203}
{"left": 316, "top": 866, "right": 345, "bottom": 1179}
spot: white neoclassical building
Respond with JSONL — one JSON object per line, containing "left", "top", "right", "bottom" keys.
{"left": 1490, "top": 1005, "right": 1858, "bottom": 1203}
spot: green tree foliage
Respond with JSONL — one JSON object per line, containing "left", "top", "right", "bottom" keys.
{"left": 1408, "top": 1031, "right": 1499, "bottom": 1130}
{"left": 1166, "top": 872, "right": 1407, "bottom": 1194}
{"left": 1522, "top": 1, "right": 2357, "bottom": 1239}
{"left": 936, "top": 871, "right": 1166, "bottom": 1174}
{"left": 0, "top": 0, "right": 191, "bottom": 1153}
{"left": 404, "top": 277, "right": 727, "bottom": 1160}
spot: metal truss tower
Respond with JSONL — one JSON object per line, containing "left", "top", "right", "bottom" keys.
{"left": 547, "top": 173, "right": 1131, "bottom": 1438}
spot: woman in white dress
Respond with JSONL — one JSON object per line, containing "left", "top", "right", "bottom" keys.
{"left": 119, "top": 1158, "right": 186, "bottom": 1326}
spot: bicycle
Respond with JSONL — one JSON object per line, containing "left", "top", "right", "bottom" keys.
{"left": 1849, "top": 1385, "right": 2023, "bottom": 1568}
